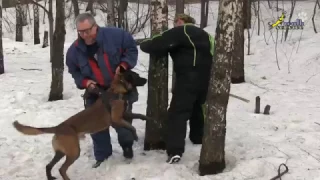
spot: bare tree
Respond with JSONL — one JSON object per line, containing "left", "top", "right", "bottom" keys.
{"left": 231, "top": 0, "right": 244, "bottom": 84}
{"left": 284, "top": 0, "right": 296, "bottom": 41}
{"left": 0, "top": 0, "right": 3, "bottom": 75}
{"left": 313, "top": 0, "right": 319, "bottom": 33}
{"left": 33, "top": 3, "right": 40, "bottom": 44}
{"left": 200, "top": 0, "right": 209, "bottom": 28}
{"left": 243, "top": 0, "right": 251, "bottom": 29}
{"left": 48, "top": 0, "right": 66, "bottom": 101}
{"left": 106, "top": 0, "right": 115, "bottom": 26}
{"left": 199, "top": 0, "right": 240, "bottom": 175}
{"left": 144, "top": 0, "right": 169, "bottom": 151}
{"left": 71, "top": 0, "right": 79, "bottom": 17}
{"left": 118, "top": 0, "right": 128, "bottom": 29}
{"left": 86, "top": 0, "right": 96, "bottom": 16}
{"left": 16, "top": 0, "right": 23, "bottom": 42}
{"left": 27, "top": 0, "right": 54, "bottom": 60}
{"left": 21, "top": 4, "right": 28, "bottom": 26}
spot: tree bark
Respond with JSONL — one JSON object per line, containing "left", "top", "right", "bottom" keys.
{"left": 33, "top": 3, "right": 40, "bottom": 44}
{"left": 199, "top": 0, "right": 240, "bottom": 175}
{"left": 86, "top": 0, "right": 95, "bottom": 15}
{"left": 21, "top": 4, "right": 28, "bottom": 26}
{"left": 16, "top": 0, "right": 23, "bottom": 42}
{"left": 71, "top": 0, "right": 79, "bottom": 17}
{"left": 42, "top": 30, "right": 49, "bottom": 48}
{"left": 144, "top": 0, "right": 169, "bottom": 151}
{"left": 118, "top": 0, "right": 128, "bottom": 28}
{"left": 0, "top": 0, "right": 4, "bottom": 75}
{"left": 200, "top": 0, "right": 209, "bottom": 28}
{"left": 231, "top": 0, "right": 244, "bottom": 84}
{"left": 106, "top": 0, "right": 115, "bottom": 26}
{"left": 243, "top": 0, "right": 251, "bottom": 29}
{"left": 48, "top": 0, "right": 66, "bottom": 101}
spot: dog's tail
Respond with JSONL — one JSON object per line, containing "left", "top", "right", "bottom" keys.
{"left": 13, "top": 121, "right": 56, "bottom": 135}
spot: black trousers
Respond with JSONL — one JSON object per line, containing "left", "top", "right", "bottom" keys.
{"left": 166, "top": 69, "right": 210, "bottom": 156}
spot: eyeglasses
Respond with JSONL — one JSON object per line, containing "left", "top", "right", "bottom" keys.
{"left": 77, "top": 24, "right": 95, "bottom": 35}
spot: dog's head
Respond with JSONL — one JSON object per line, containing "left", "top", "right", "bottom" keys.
{"left": 111, "top": 66, "right": 147, "bottom": 94}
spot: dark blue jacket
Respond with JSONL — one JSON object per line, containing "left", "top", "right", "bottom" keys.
{"left": 66, "top": 26, "right": 138, "bottom": 89}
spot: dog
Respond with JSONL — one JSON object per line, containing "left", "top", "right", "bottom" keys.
{"left": 12, "top": 67, "right": 152, "bottom": 180}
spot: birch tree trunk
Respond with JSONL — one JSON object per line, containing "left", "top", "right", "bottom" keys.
{"left": 144, "top": 0, "right": 169, "bottom": 151}
{"left": 231, "top": 0, "right": 244, "bottom": 83}
{"left": 0, "top": 0, "right": 3, "bottom": 75}
{"left": 199, "top": 0, "right": 240, "bottom": 175}
{"left": 33, "top": 3, "right": 40, "bottom": 44}
{"left": 48, "top": 0, "right": 66, "bottom": 101}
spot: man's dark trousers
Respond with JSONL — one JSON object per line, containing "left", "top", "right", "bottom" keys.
{"left": 84, "top": 89, "right": 138, "bottom": 161}
{"left": 166, "top": 68, "right": 210, "bottom": 157}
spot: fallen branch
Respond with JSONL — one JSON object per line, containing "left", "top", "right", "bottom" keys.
{"left": 21, "top": 68, "right": 42, "bottom": 71}
{"left": 230, "top": 93, "right": 250, "bottom": 103}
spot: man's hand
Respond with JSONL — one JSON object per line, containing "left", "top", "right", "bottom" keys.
{"left": 86, "top": 80, "right": 97, "bottom": 90}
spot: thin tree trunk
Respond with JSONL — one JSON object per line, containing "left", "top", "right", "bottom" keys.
{"left": 86, "top": 0, "right": 95, "bottom": 16}
{"left": 42, "top": 30, "right": 49, "bottom": 48}
{"left": 71, "top": 0, "right": 79, "bottom": 18}
{"left": 48, "top": 0, "right": 66, "bottom": 101}
{"left": 43, "top": 0, "right": 47, "bottom": 24}
{"left": 200, "top": 0, "right": 209, "bottom": 28}
{"left": 16, "top": 0, "right": 23, "bottom": 42}
{"left": 284, "top": 0, "right": 296, "bottom": 41}
{"left": 231, "top": 0, "right": 244, "bottom": 84}
{"left": 0, "top": 0, "right": 4, "bottom": 75}
{"left": 199, "top": 0, "right": 239, "bottom": 175}
{"left": 21, "top": 4, "right": 28, "bottom": 26}
{"left": 243, "top": 0, "right": 251, "bottom": 29}
{"left": 106, "top": 0, "right": 115, "bottom": 26}
{"left": 118, "top": 0, "right": 128, "bottom": 28}
{"left": 257, "top": 0, "right": 260, "bottom": 35}
{"left": 49, "top": 0, "right": 54, "bottom": 62}
{"left": 33, "top": 3, "right": 40, "bottom": 44}
{"left": 144, "top": 0, "right": 169, "bottom": 151}
{"left": 313, "top": 0, "right": 318, "bottom": 33}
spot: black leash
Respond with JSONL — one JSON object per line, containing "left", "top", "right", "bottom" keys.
{"left": 270, "top": 163, "right": 289, "bottom": 180}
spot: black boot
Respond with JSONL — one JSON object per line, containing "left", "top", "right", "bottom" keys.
{"left": 122, "top": 145, "right": 133, "bottom": 159}
{"left": 92, "top": 160, "right": 104, "bottom": 168}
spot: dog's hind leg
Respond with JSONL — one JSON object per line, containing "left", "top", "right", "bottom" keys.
{"left": 46, "top": 151, "right": 65, "bottom": 180}
{"left": 57, "top": 134, "right": 80, "bottom": 180}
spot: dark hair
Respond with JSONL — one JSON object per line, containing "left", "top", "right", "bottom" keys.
{"left": 174, "top": 14, "right": 196, "bottom": 24}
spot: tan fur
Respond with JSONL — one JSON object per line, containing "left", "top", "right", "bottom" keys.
{"left": 12, "top": 73, "right": 141, "bottom": 180}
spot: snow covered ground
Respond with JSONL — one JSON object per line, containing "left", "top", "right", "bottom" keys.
{"left": 1, "top": 1, "right": 320, "bottom": 180}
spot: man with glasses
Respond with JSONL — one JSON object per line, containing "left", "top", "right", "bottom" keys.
{"left": 66, "top": 13, "right": 139, "bottom": 168}
{"left": 140, "top": 14, "right": 214, "bottom": 164}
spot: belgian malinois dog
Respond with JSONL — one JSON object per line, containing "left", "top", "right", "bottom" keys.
{"left": 12, "top": 67, "right": 152, "bottom": 180}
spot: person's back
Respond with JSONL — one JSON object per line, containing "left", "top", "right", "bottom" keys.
{"left": 168, "top": 24, "right": 213, "bottom": 74}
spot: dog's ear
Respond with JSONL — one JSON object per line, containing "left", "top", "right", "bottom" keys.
{"left": 135, "top": 77, "right": 147, "bottom": 86}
